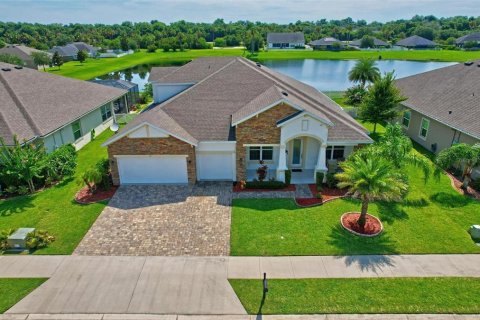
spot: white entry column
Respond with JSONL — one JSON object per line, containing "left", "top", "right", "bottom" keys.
{"left": 315, "top": 143, "right": 328, "bottom": 182}
{"left": 276, "top": 144, "right": 288, "bottom": 182}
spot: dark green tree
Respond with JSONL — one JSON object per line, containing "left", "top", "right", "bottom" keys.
{"left": 31, "top": 51, "right": 51, "bottom": 71}
{"left": 51, "top": 51, "right": 63, "bottom": 69}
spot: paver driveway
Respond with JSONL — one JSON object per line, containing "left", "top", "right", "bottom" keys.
{"left": 74, "top": 183, "right": 233, "bottom": 256}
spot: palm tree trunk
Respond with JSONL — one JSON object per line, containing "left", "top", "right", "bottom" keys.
{"left": 358, "top": 198, "right": 369, "bottom": 229}
{"left": 462, "top": 166, "right": 472, "bottom": 190}
{"left": 27, "top": 179, "right": 35, "bottom": 194}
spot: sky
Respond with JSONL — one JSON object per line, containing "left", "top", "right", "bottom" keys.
{"left": 0, "top": 0, "right": 478, "bottom": 24}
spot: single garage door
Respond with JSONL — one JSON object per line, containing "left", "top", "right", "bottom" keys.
{"left": 197, "top": 152, "right": 234, "bottom": 181}
{"left": 117, "top": 155, "right": 188, "bottom": 184}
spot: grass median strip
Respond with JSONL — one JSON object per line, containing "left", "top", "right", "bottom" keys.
{"left": 0, "top": 278, "right": 47, "bottom": 313}
{"left": 229, "top": 278, "right": 480, "bottom": 314}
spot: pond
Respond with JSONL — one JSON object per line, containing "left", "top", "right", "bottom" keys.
{"left": 262, "top": 59, "right": 456, "bottom": 92}
{"left": 96, "top": 59, "right": 456, "bottom": 92}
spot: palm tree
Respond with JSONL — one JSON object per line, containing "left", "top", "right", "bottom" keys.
{"left": 336, "top": 154, "right": 408, "bottom": 229}
{"left": 436, "top": 143, "right": 480, "bottom": 189}
{"left": 348, "top": 58, "right": 380, "bottom": 88}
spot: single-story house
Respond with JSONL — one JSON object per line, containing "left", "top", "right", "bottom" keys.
{"left": 309, "top": 37, "right": 343, "bottom": 50}
{"left": 267, "top": 32, "right": 305, "bottom": 49}
{"left": 350, "top": 37, "right": 389, "bottom": 48}
{"left": 89, "top": 79, "right": 139, "bottom": 112}
{"left": 456, "top": 32, "right": 480, "bottom": 48}
{"left": 395, "top": 61, "right": 480, "bottom": 178}
{"left": 71, "top": 42, "right": 98, "bottom": 56}
{"left": 0, "top": 44, "right": 50, "bottom": 69}
{"left": 103, "top": 57, "right": 372, "bottom": 185}
{"left": 396, "top": 35, "right": 437, "bottom": 49}
{"left": 49, "top": 44, "right": 79, "bottom": 61}
{"left": 0, "top": 63, "right": 126, "bottom": 153}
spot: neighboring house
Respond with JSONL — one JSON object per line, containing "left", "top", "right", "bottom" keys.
{"left": 89, "top": 79, "right": 139, "bottom": 112}
{"left": 309, "top": 37, "right": 343, "bottom": 50}
{"left": 267, "top": 32, "right": 305, "bottom": 49}
{"left": 456, "top": 32, "right": 480, "bottom": 48}
{"left": 71, "top": 42, "right": 98, "bottom": 56}
{"left": 99, "top": 49, "right": 134, "bottom": 58}
{"left": 395, "top": 61, "right": 480, "bottom": 178}
{"left": 396, "top": 35, "right": 437, "bottom": 49}
{"left": 49, "top": 44, "right": 79, "bottom": 61}
{"left": 0, "top": 63, "right": 126, "bottom": 152}
{"left": 103, "top": 57, "right": 372, "bottom": 185}
{"left": 350, "top": 37, "right": 389, "bottom": 48}
{"left": 0, "top": 44, "right": 50, "bottom": 69}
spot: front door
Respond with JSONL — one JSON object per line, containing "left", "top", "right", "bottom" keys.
{"left": 291, "top": 138, "right": 303, "bottom": 167}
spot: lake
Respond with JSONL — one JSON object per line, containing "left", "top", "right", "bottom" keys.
{"left": 96, "top": 59, "right": 456, "bottom": 92}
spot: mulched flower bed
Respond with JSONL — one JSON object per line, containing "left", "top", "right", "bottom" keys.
{"left": 295, "top": 197, "right": 322, "bottom": 207}
{"left": 232, "top": 184, "right": 296, "bottom": 192}
{"left": 75, "top": 186, "right": 118, "bottom": 204}
{"left": 446, "top": 171, "right": 480, "bottom": 200}
{"left": 295, "top": 185, "right": 349, "bottom": 207}
{"left": 341, "top": 212, "right": 383, "bottom": 237}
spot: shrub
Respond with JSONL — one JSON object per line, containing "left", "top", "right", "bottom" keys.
{"left": 316, "top": 172, "right": 324, "bottom": 188}
{"left": 81, "top": 159, "right": 112, "bottom": 193}
{"left": 473, "top": 179, "right": 480, "bottom": 191}
{"left": 17, "top": 185, "right": 30, "bottom": 195}
{"left": 326, "top": 172, "right": 337, "bottom": 188}
{"left": 345, "top": 85, "right": 367, "bottom": 106}
{"left": 146, "top": 44, "right": 157, "bottom": 52}
{"left": 285, "top": 170, "right": 291, "bottom": 186}
{"left": 45, "top": 144, "right": 77, "bottom": 180}
{"left": 245, "top": 181, "right": 287, "bottom": 189}
{"left": 25, "top": 230, "right": 55, "bottom": 250}
{"left": 0, "top": 229, "right": 14, "bottom": 251}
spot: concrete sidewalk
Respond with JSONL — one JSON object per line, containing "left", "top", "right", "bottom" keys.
{"left": 0, "top": 314, "right": 479, "bottom": 319}
{"left": 1, "top": 255, "right": 480, "bottom": 315}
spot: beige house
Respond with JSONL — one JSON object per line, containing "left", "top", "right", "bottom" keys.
{"left": 0, "top": 45, "right": 49, "bottom": 69}
{"left": 103, "top": 57, "right": 372, "bottom": 185}
{"left": 395, "top": 61, "right": 480, "bottom": 178}
{"left": 0, "top": 63, "right": 126, "bottom": 152}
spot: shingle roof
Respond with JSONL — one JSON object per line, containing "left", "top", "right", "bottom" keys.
{"left": 396, "top": 35, "right": 437, "bottom": 47}
{"left": 0, "top": 45, "right": 46, "bottom": 60}
{"left": 350, "top": 38, "right": 389, "bottom": 47}
{"left": 456, "top": 32, "right": 480, "bottom": 44}
{"left": 106, "top": 57, "right": 371, "bottom": 145}
{"left": 148, "top": 66, "right": 180, "bottom": 82}
{"left": 395, "top": 61, "right": 480, "bottom": 139}
{"left": 90, "top": 79, "right": 138, "bottom": 90}
{"left": 309, "top": 37, "right": 341, "bottom": 46}
{"left": 49, "top": 44, "right": 79, "bottom": 57}
{"left": 72, "top": 42, "right": 97, "bottom": 53}
{"left": 267, "top": 32, "right": 305, "bottom": 44}
{"left": 0, "top": 63, "right": 126, "bottom": 144}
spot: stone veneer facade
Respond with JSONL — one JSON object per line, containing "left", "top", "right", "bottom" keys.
{"left": 107, "top": 136, "right": 196, "bottom": 185}
{"left": 235, "top": 103, "right": 298, "bottom": 181}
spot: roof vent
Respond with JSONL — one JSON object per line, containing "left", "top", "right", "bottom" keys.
{"left": 256, "top": 62, "right": 261, "bottom": 67}
{"left": 14, "top": 65, "right": 23, "bottom": 70}
{"left": 281, "top": 91, "right": 288, "bottom": 97}
{"left": 448, "top": 110, "right": 452, "bottom": 114}
{"left": 464, "top": 61, "right": 474, "bottom": 66}
{"left": 1, "top": 68, "right": 11, "bottom": 72}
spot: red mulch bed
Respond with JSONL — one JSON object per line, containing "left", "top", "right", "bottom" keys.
{"left": 296, "top": 197, "right": 322, "bottom": 207}
{"left": 308, "top": 184, "right": 348, "bottom": 202}
{"left": 446, "top": 171, "right": 480, "bottom": 200}
{"left": 75, "top": 186, "right": 118, "bottom": 204}
{"left": 341, "top": 212, "right": 383, "bottom": 237}
{"left": 232, "top": 184, "right": 296, "bottom": 192}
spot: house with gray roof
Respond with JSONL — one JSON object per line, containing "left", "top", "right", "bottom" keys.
{"left": 49, "top": 44, "right": 79, "bottom": 61}
{"left": 309, "top": 37, "right": 343, "bottom": 50}
{"left": 103, "top": 57, "right": 372, "bottom": 185}
{"left": 267, "top": 32, "right": 305, "bottom": 49}
{"left": 396, "top": 35, "right": 437, "bottom": 49}
{"left": 0, "top": 45, "right": 50, "bottom": 69}
{"left": 0, "top": 63, "right": 126, "bottom": 152}
{"left": 456, "top": 32, "right": 480, "bottom": 48}
{"left": 395, "top": 61, "right": 480, "bottom": 178}
{"left": 350, "top": 37, "right": 389, "bottom": 48}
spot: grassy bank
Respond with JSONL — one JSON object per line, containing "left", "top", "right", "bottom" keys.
{"left": 0, "top": 278, "right": 46, "bottom": 313}
{"left": 0, "top": 130, "right": 114, "bottom": 254}
{"left": 229, "top": 278, "right": 480, "bottom": 314}
{"left": 47, "top": 48, "right": 480, "bottom": 80}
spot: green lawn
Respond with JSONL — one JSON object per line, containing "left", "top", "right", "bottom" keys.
{"left": 230, "top": 124, "right": 480, "bottom": 255}
{"left": 0, "top": 130, "right": 114, "bottom": 254}
{"left": 0, "top": 278, "right": 46, "bottom": 313}
{"left": 229, "top": 278, "right": 480, "bottom": 314}
{"left": 47, "top": 49, "right": 480, "bottom": 80}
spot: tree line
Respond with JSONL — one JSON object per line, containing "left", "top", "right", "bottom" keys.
{"left": 0, "top": 15, "right": 479, "bottom": 52}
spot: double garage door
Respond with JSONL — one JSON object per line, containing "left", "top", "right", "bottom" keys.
{"left": 117, "top": 155, "right": 188, "bottom": 184}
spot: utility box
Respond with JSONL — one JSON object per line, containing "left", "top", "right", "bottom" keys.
{"left": 7, "top": 228, "right": 35, "bottom": 250}
{"left": 469, "top": 225, "right": 480, "bottom": 239}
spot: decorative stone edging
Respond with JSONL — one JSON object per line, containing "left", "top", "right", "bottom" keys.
{"left": 340, "top": 212, "right": 384, "bottom": 237}
{"left": 445, "top": 171, "right": 480, "bottom": 200}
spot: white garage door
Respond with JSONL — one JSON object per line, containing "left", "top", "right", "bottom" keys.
{"left": 197, "top": 152, "right": 234, "bottom": 181}
{"left": 117, "top": 155, "right": 188, "bottom": 184}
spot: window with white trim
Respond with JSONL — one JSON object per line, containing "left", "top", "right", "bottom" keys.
{"left": 249, "top": 146, "right": 273, "bottom": 161}
{"left": 100, "top": 104, "right": 112, "bottom": 122}
{"left": 419, "top": 118, "right": 429, "bottom": 139}
{"left": 402, "top": 110, "right": 411, "bottom": 128}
